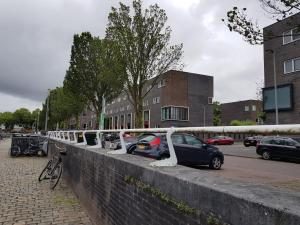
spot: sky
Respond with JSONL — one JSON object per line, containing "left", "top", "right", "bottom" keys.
{"left": 0, "top": 0, "right": 275, "bottom": 112}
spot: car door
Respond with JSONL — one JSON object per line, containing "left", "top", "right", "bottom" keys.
{"left": 269, "top": 138, "right": 284, "bottom": 157}
{"left": 181, "top": 135, "right": 208, "bottom": 165}
{"left": 171, "top": 134, "right": 190, "bottom": 164}
{"left": 284, "top": 139, "right": 300, "bottom": 159}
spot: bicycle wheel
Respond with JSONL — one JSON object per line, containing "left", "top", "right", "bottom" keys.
{"left": 38, "top": 160, "right": 52, "bottom": 182}
{"left": 50, "top": 162, "right": 63, "bottom": 190}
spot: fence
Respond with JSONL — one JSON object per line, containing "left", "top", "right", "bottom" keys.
{"left": 48, "top": 124, "right": 300, "bottom": 167}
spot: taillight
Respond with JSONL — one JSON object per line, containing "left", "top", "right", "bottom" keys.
{"left": 150, "top": 137, "right": 161, "bottom": 146}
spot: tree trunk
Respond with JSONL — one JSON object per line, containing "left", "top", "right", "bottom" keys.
{"left": 134, "top": 98, "right": 143, "bottom": 128}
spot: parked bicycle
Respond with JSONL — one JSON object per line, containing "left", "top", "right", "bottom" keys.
{"left": 38, "top": 144, "right": 66, "bottom": 189}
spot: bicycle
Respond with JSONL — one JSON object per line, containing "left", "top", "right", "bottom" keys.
{"left": 38, "top": 144, "right": 66, "bottom": 190}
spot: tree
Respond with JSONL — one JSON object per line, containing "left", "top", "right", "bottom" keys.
{"left": 13, "top": 108, "right": 32, "bottom": 128}
{"left": 213, "top": 101, "right": 221, "bottom": 126}
{"left": 106, "top": 0, "right": 183, "bottom": 127}
{"left": 230, "top": 120, "right": 256, "bottom": 126}
{"left": 48, "top": 87, "right": 85, "bottom": 129}
{"left": 64, "top": 32, "right": 125, "bottom": 123}
{"left": 0, "top": 112, "right": 15, "bottom": 130}
{"left": 223, "top": 1, "right": 300, "bottom": 45}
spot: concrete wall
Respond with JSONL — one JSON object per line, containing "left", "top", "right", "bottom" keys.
{"left": 49, "top": 140, "right": 300, "bottom": 225}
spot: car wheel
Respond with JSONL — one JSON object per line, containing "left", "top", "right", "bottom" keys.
{"left": 244, "top": 144, "right": 249, "bottom": 147}
{"left": 262, "top": 151, "right": 271, "bottom": 160}
{"left": 127, "top": 146, "right": 136, "bottom": 154}
{"left": 209, "top": 157, "right": 222, "bottom": 170}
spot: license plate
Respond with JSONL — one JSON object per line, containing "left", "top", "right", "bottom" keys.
{"left": 138, "top": 144, "right": 145, "bottom": 150}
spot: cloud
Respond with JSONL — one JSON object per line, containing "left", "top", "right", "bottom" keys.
{"left": 0, "top": 0, "right": 275, "bottom": 111}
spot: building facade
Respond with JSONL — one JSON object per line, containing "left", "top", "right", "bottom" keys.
{"left": 104, "top": 70, "right": 214, "bottom": 129}
{"left": 263, "top": 12, "right": 300, "bottom": 124}
{"left": 220, "top": 100, "right": 263, "bottom": 125}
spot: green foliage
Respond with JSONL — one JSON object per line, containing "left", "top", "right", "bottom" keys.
{"left": 213, "top": 101, "right": 221, "bottom": 126}
{"left": 222, "top": 0, "right": 300, "bottom": 45}
{"left": 207, "top": 213, "right": 221, "bottom": 225}
{"left": 64, "top": 32, "right": 124, "bottom": 118}
{"left": 0, "top": 112, "right": 15, "bottom": 129}
{"left": 106, "top": 0, "right": 183, "bottom": 127}
{"left": 124, "top": 175, "right": 196, "bottom": 215}
{"left": 48, "top": 87, "right": 85, "bottom": 129}
{"left": 230, "top": 119, "right": 256, "bottom": 126}
{"left": 13, "top": 108, "right": 32, "bottom": 128}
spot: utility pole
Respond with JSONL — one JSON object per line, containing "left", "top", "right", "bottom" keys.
{"left": 37, "top": 110, "right": 40, "bottom": 133}
{"left": 45, "top": 89, "right": 50, "bottom": 131}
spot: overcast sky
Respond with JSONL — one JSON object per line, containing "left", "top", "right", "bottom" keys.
{"left": 0, "top": 0, "right": 274, "bottom": 112}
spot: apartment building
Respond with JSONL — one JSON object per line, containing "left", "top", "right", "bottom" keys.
{"left": 263, "top": 12, "right": 300, "bottom": 124}
{"left": 103, "top": 70, "right": 214, "bottom": 129}
{"left": 220, "top": 100, "right": 263, "bottom": 125}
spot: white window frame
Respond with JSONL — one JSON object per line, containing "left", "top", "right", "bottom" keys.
{"left": 282, "top": 28, "right": 300, "bottom": 45}
{"left": 158, "top": 79, "right": 166, "bottom": 88}
{"left": 161, "top": 105, "right": 189, "bottom": 121}
{"left": 252, "top": 105, "right": 256, "bottom": 112}
{"left": 284, "top": 57, "right": 300, "bottom": 74}
{"left": 245, "top": 106, "right": 249, "bottom": 112}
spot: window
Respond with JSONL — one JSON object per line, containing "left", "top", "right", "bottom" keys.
{"left": 143, "top": 110, "right": 150, "bottom": 128}
{"left": 171, "top": 135, "right": 184, "bottom": 144}
{"left": 117, "top": 97, "right": 121, "bottom": 102}
{"left": 184, "top": 135, "right": 202, "bottom": 147}
{"left": 120, "top": 106, "right": 125, "bottom": 112}
{"left": 245, "top": 106, "right": 249, "bottom": 111}
{"left": 143, "top": 100, "right": 149, "bottom": 106}
{"left": 153, "top": 97, "right": 160, "bottom": 104}
{"left": 283, "top": 28, "right": 300, "bottom": 45}
{"left": 127, "top": 105, "right": 130, "bottom": 111}
{"left": 252, "top": 105, "right": 256, "bottom": 111}
{"left": 263, "top": 84, "right": 293, "bottom": 111}
{"left": 161, "top": 106, "right": 188, "bottom": 121}
{"left": 158, "top": 79, "right": 166, "bottom": 88}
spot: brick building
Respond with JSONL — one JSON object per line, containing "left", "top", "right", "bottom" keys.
{"left": 263, "top": 12, "right": 300, "bottom": 124}
{"left": 104, "top": 70, "right": 214, "bottom": 129}
{"left": 220, "top": 100, "right": 263, "bottom": 125}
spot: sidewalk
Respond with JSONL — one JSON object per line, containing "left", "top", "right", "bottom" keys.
{"left": 0, "top": 139, "right": 93, "bottom": 225}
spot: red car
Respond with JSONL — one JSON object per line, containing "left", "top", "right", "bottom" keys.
{"left": 206, "top": 136, "right": 234, "bottom": 145}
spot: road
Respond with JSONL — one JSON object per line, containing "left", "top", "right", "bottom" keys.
{"left": 203, "top": 143, "right": 300, "bottom": 192}
{"left": 218, "top": 143, "right": 259, "bottom": 158}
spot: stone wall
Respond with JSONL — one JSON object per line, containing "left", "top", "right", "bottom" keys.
{"left": 48, "top": 140, "right": 300, "bottom": 225}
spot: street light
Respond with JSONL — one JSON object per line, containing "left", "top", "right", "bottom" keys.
{"left": 266, "top": 49, "right": 279, "bottom": 125}
{"left": 45, "top": 89, "right": 50, "bottom": 131}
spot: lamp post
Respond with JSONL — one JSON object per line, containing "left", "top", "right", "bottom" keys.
{"left": 266, "top": 49, "right": 279, "bottom": 125}
{"left": 45, "top": 89, "right": 50, "bottom": 131}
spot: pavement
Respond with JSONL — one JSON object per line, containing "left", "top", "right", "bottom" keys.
{"left": 0, "top": 139, "right": 93, "bottom": 225}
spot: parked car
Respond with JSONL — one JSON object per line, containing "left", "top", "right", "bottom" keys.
{"left": 133, "top": 133, "right": 224, "bottom": 169}
{"left": 243, "top": 136, "right": 263, "bottom": 147}
{"left": 104, "top": 133, "right": 147, "bottom": 154}
{"left": 206, "top": 136, "right": 234, "bottom": 145}
{"left": 256, "top": 136, "right": 300, "bottom": 161}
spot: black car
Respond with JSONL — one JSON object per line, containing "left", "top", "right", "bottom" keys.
{"left": 243, "top": 136, "right": 263, "bottom": 147}
{"left": 133, "top": 133, "right": 224, "bottom": 169}
{"left": 256, "top": 136, "right": 300, "bottom": 161}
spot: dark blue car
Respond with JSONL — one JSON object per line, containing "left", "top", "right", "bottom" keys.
{"left": 133, "top": 133, "right": 224, "bottom": 169}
